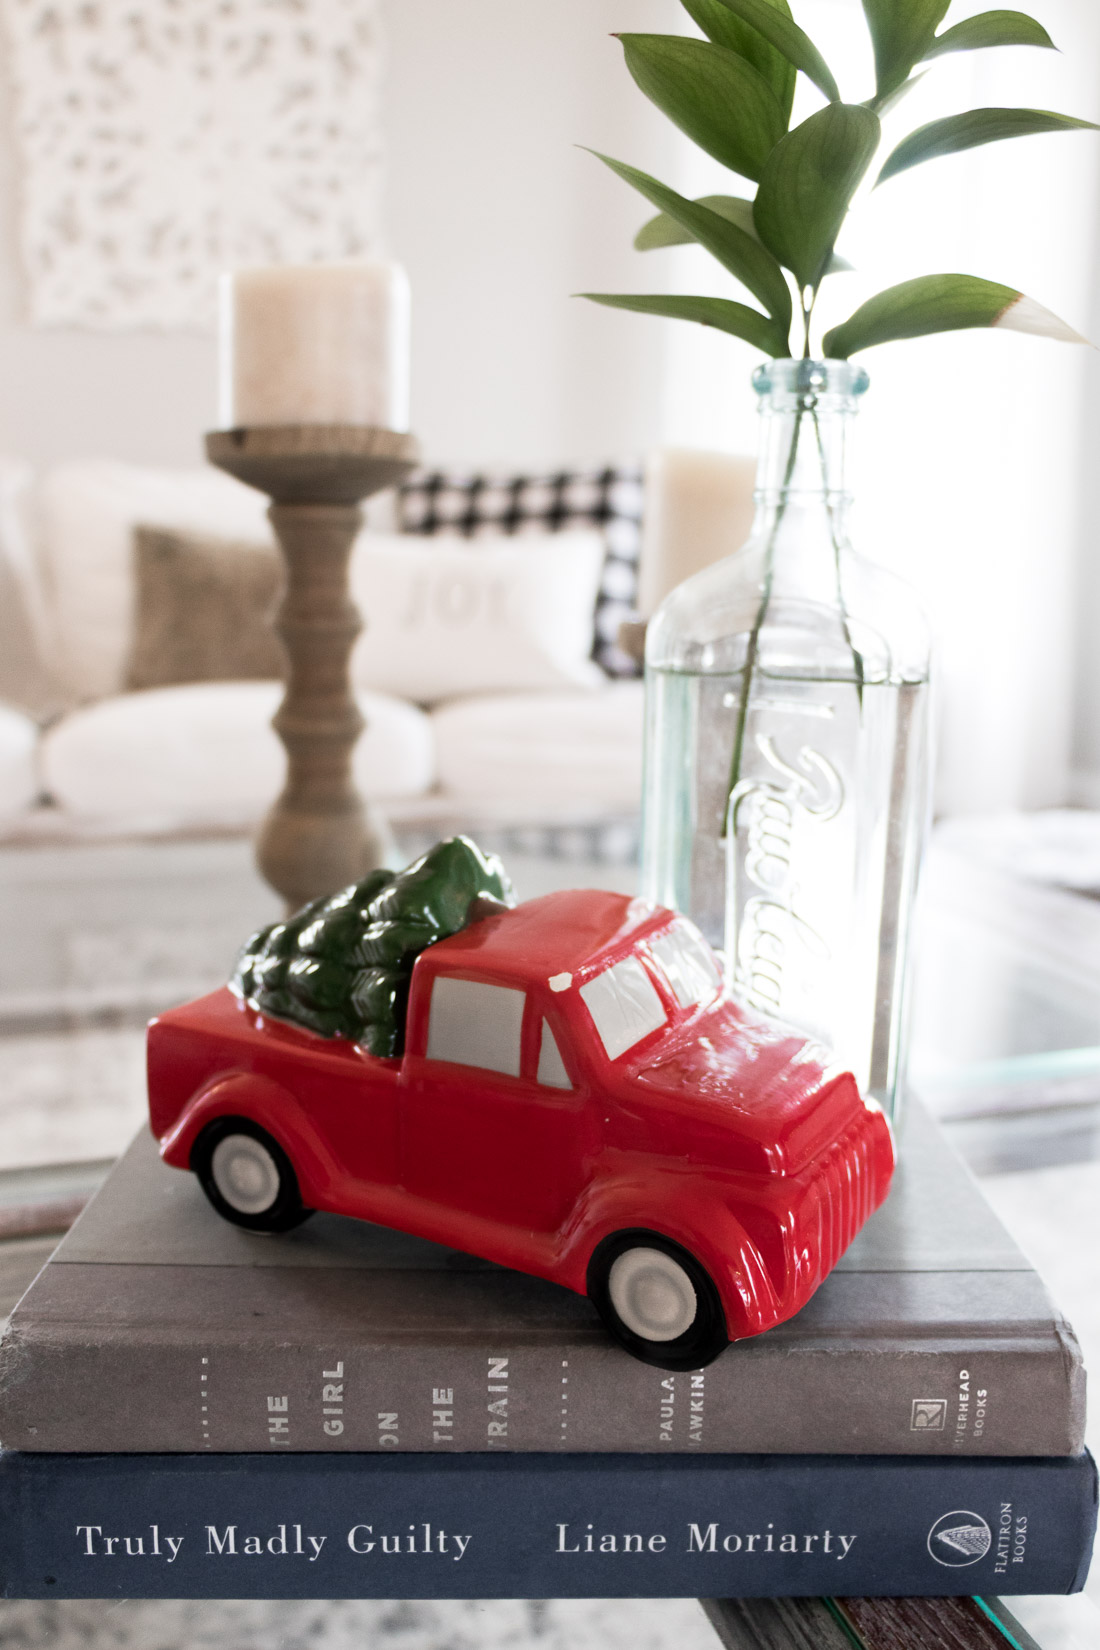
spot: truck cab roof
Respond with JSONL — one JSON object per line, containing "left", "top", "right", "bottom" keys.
{"left": 420, "top": 889, "right": 668, "bottom": 989}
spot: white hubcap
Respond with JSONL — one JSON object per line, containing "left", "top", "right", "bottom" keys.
{"left": 608, "top": 1246, "right": 697, "bottom": 1341}
{"left": 211, "top": 1134, "right": 281, "bottom": 1215}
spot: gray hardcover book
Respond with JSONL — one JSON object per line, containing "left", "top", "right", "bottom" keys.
{"left": 0, "top": 1102, "right": 1085, "bottom": 1455}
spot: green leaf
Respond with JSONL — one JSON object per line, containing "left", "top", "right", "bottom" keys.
{"left": 753, "top": 103, "right": 880, "bottom": 289}
{"left": 862, "top": 0, "right": 949, "bottom": 98}
{"left": 635, "top": 195, "right": 853, "bottom": 270}
{"left": 580, "top": 291, "right": 789, "bottom": 355}
{"left": 679, "top": 0, "right": 796, "bottom": 125}
{"left": 618, "top": 34, "right": 786, "bottom": 183}
{"left": 590, "top": 153, "right": 791, "bottom": 324}
{"left": 868, "top": 71, "right": 926, "bottom": 118}
{"left": 822, "top": 272, "right": 1086, "bottom": 357}
{"left": 878, "top": 107, "right": 1099, "bottom": 183}
{"left": 699, "top": 0, "right": 839, "bottom": 101}
{"left": 923, "top": 10, "right": 1055, "bottom": 59}
{"left": 635, "top": 195, "right": 757, "bottom": 249}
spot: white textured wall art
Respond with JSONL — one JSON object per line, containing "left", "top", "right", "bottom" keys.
{"left": 0, "top": 0, "right": 385, "bottom": 329}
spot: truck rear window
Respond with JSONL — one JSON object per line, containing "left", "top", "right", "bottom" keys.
{"left": 426, "top": 976, "right": 525, "bottom": 1075}
{"left": 580, "top": 956, "right": 666, "bottom": 1060}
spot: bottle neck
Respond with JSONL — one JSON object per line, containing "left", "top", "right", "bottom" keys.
{"left": 748, "top": 360, "right": 867, "bottom": 600}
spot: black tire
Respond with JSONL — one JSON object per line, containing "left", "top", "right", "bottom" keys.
{"left": 587, "top": 1230, "right": 728, "bottom": 1370}
{"left": 192, "top": 1117, "right": 312, "bottom": 1233}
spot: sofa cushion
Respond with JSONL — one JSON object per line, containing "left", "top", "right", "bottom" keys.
{"left": 0, "top": 703, "right": 38, "bottom": 820}
{"left": 349, "top": 531, "right": 605, "bottom": 701}
{"left": 39, "top": 462, "right": 272, "bottom": 702}
{"left": 0, "top": 457, "right": 58, "bottom": 715}
{"left": 396, "top": 465, "right": 645, "bottom": 680}
{"left": 431, "top": 683, "right": 644, "bottom": 815}
{"left": 41, "top": 683, "right": 434, "bottom": 829}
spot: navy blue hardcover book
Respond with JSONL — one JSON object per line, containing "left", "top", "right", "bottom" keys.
{"left": 0, "top": 1450, "right": 1095, "bottom": 1600}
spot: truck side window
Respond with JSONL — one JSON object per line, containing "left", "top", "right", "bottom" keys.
{"left": 426, "top": 976, "right": 525, "bottom": 1077}
{"left": 537, "top": 1021, "right": 571, "bottom": 1090}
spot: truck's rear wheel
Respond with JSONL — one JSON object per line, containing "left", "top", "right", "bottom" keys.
{"left": 587, "top": 1231, "right": 727, "bottom": 1370}
{"left": 193, "top": 1118, "right": 312, "bottom": 1233}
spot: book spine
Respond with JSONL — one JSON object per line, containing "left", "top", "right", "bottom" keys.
{"left": 1, "top": 1450, "right": 1095, "bottom": 1601}
{"left": 0, "top": 1324, "right": 1085, "bottom": 1456}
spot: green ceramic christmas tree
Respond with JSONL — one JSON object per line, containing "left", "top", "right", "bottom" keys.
{"left": 234, "top": 837, "right": 514, "bottom": 1057}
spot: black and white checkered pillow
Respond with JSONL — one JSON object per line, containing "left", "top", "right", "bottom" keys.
{"left": 396, "top": 465, "right": 643, "bottom": 678}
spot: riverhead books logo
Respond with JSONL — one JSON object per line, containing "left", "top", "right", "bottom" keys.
{"left": 910, "top": 1399, "right": 947, "bottom": 1431}
{"left": 926, "top": 1510, "right": 992, "bottom": 1566}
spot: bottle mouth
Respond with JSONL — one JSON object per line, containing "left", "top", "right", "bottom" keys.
{"left": 753, "top": 358, "right": 870, "bottom": 404}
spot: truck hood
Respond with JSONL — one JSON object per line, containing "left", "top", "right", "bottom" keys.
{"left": 626, "top": 994, "right": 865, "bottom": 1175}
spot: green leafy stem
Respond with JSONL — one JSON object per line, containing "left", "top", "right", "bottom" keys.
{"left": 580, "top": 1, "right": 1094, "bottom": 361}
{"left": 581, "top": 0, "right": 1095, "bottom": 816}
{"left": 723, "top": 409, "right": 797, "bottom": 832}
{"left": 721, "top": 395, "right": 864, "bottom": 837}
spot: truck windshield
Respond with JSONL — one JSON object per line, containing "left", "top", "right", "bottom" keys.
{"left": 580, "top": 956, "right": 666, "bottom": 1060}
{"left": 649, "top": 921, "right": 722, "bottom": 1009}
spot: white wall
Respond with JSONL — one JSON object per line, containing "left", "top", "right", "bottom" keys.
{"left": 0, "top": 0, "right": 683, "bottom": 473}
{"left": 386, "top": 0, "right": 684, "bottom": 469}
{"left": 851, "top": 0, "right": 1100, "bottom": 816}
{"left": 0, "top": 45, "right": 219, "bottom": 468}
{"left": 1071, "top": 288, "right": 1100, "bottom": 801}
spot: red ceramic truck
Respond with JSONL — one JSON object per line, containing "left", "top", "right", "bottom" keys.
{"left": 148, "top": 889, "right": 894, "bottom": 1369}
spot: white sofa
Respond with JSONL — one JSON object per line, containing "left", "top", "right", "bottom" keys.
{"left": 0, "top": 457, "right": 647, "bottom": 839}
{"left": 0, "top": 703, "right": 37, "bottom": 822}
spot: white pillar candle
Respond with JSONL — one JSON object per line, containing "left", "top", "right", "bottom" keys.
{"left": 219, "top": 259, "right": 411, "bottom": 430}
{"left": 639, "top": 448, "right": 757, "bottom": 615}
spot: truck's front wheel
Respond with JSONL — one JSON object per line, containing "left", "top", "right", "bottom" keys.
{"left": 193, "top": 1118, "right": 312, "bottom": 1233}
{"left": 587, "top": 1232, "right": 727, "bottom": 1370}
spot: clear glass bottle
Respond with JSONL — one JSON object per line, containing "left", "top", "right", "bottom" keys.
{"left": 642, "top": 359, "right": 931, "bottom": 1120}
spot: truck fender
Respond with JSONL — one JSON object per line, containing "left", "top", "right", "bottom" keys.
{"left": 158, "top": 1072, "right": 337, "bottom": 1207}
{"left": 560, "top": 1181, "right": 780, "bottom": 1340}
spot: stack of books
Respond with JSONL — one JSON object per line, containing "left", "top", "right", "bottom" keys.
{"left": 0, "top": 1100, "right": 1094, "bottom": 1602}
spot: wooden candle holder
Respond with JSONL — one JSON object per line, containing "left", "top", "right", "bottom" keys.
{"left": 206, "top": 423, "right": 420, "bottom": 911}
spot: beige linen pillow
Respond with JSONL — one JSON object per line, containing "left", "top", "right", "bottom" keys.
{"left": 126, "top": 525, "right": 283, "bottom": 690}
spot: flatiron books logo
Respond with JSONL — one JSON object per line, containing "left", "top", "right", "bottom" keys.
{"left": 927, "top": 1510, "right": 992, "bottom": 1566}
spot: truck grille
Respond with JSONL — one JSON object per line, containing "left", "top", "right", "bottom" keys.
{"left": 811, "top": 1111, "right": 880, "bottom": 1279}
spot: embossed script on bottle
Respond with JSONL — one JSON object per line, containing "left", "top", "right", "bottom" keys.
{"left": 727, "top": 731, "right": 844, "bottom": 1019}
